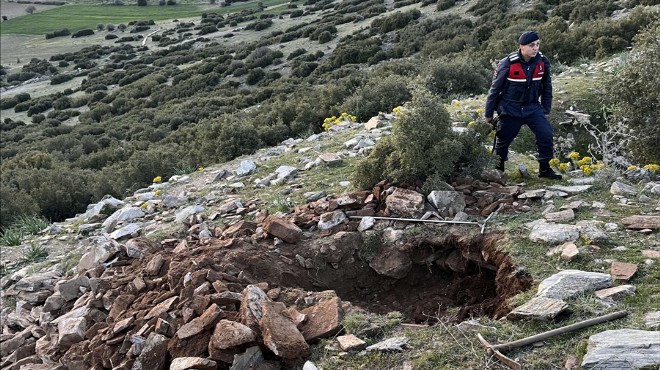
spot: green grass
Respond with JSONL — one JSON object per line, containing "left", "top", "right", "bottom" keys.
{"left": 0, "top": 0, "right": 290, "bottom": 35}
{"left": 0, "top": 5, "right": 205, "bottom": 35}
{"left": 0, "top": 215, "right": 49, "bottom": 246}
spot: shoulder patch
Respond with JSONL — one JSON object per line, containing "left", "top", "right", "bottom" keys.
{"left": 508, "top": 52, "right": 520, "bottom": 63}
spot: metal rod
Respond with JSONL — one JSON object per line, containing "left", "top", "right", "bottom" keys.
{"left": 348, "top": 215, "right": 482, "bottom": 226}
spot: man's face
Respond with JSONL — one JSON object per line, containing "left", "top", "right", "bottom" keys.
{"left": 520, "top": 40, "right": 540, "bottom": 60}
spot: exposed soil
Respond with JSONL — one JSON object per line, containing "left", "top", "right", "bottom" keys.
{"left": 213, "top": 229, "right": 533, "bottom": 324}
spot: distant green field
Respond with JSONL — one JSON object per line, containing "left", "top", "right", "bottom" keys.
{"left": 0, "top": 5, "right": 205, "bottom": 35}
{"left": 0, "top": 0, "right": 289, "bottom": 35}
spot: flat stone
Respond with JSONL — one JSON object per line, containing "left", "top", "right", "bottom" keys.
{"left": 239, "top": 285, "right": 270, "bottom": 332}
{"left": 529, "top": 221, "right": 580, "bottom": 245}
{"left": 318, "top": 153, "right": 342, "bottom": 166}
{"left": 365, "top": 337, "right": 409, "bottom": 352}
{"left": 230, "top": 346, "right": 263, "bottom": 370}
{"left": 145, "top": 296, "right": 179, "bottom": 320}
{"left": 547, "top": 185, "right": 593, "bottom": 195}
{"left": 610, "top": 180, "right": 638, "bottom": 196}
{"left": 263, "top": 216, "right": 302, "bottom": 244}
{"left": 337, "top": 334, "right": 367, "bottom": 352}
{"left": 537, "top": 270, "right": 612, "bottom": 300}
{"left": 385, "top": 188, "right": 425, "bottom": 218}
{"left": 58, "top": 317, "right": 86, "bottom": 348}
{"left": 594, "top": 285, "right": 635, "bottom": 301}
{"left": 133, "top": 333, "right": 168, "bottom": 370}
{"left": 317, "top": 210, "right": 347, "bottom": 231}
{"left": 177, "top": 304, "right": 221, "bottom": 339}
{"left": 300, "top": 297, "right": 343, "bottom": 342}
{"left": 644, "top": 311, "right": 660, "bottom": 329}
{"left": 170, "top": 357, "right": 217, "bottom": 370}
{"left": 259, "top": 301, "right": 310, "bottom": 359}
{"left": 427, "top": 191, "right": 466, "bottom": 218}
{"left": 518, "top": 189, "right": 546, "bottom": 199}
{"left": 642, "top": 250, "right": 660, "bottom": 259}
{"left": 235, "top": 160, "right": 257, "bottom": 176}
{"left": 621, "top": 215, "right": 660, "bottom": 229}
{"left": 508, "top": 297, "right": 568, "bottom": 321}
{"left": 544, "top": 209, "right": 575, "bottom": 222}
{"left": 560, "top": 242, "right": 580, "bottom": 261}
{"left": 610, "top": 262, "right": 637, "bottom": 282}
{"left": 581, "top": 329, "right": 660, "bottom": 369}
{"left": 210, "top": 320, "right": 256, "bottom": 350}
{"left": 175, "top": 205, "right": 205, "bottom": 224}
{"left": 358, "top": 216, "right": 375, "bottom": 232}
{"left": 576, "top": 220, "right": 609, "bottom": 243}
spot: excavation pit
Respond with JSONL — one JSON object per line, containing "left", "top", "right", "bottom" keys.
{"left": 216, "top": 228, "right": 533, "bottom": 323}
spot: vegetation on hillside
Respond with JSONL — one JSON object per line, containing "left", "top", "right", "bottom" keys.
{"left": 1, "top": 0, "right": 658, "bottom": 229}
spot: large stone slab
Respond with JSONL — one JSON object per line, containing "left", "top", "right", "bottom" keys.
{"left": 620, "top": 215, "right": 660, "bottom": 229}
{"left": 508, "top": 297, "right": 568, "bottom": 321}
{"left": 385, "top": 188, "right": 425, "bottom": 218}
{"left": 300, "top": 297, "right": 344, "bottom": 342}
{"left": 529, "top": 221, "right": 580, "bottom": 245}
{"left": 581, "top": 329, "right": 660, "bottom": 369}
{"left": 210, "top": 320, "right": 256, "bottom": 350}
{"left": 546, "top": 185, "right": 593, "bottom": 195}
{"left": 263, "top": 216, "right": 302, "bottom": 243}
{"left": 426, "top": 191, "right": 466, "bottom": 218}
{"left": 537, "top": 270, "right": 612, "bottom": 300}
{"left": 259, "top": 302, "right": 310, "bottom": 359}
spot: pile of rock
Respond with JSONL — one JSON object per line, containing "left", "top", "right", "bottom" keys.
{"left": 1, "top": 233, "right": 347, "bottom": 370}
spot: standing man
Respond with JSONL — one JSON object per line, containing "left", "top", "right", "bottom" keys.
{"left": 485, "top": 31, "right": 562, "bottom": 179}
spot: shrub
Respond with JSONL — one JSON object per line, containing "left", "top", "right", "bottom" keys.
{"left": 353, "top": 86, "right": 467, "bottom": 188}
{"left": 604, "top": 20, "right": 660, "bottom": 163}
{"left": 340, "top": 75, "right": 412, "bottom": 121}
{"left": 45, "top": 28, "right": 71, "bottom": 39}
{"left": 246, "top": 68, "right": 265, "bottom": 85}
{"left": 72, "top": 29, "right": 95, "bottom": 38}
{"left": 51, "top": 74, "right": 75, "bottom": 85}
{"left": 424, "top": 56, "right": 491, "bottom": 98}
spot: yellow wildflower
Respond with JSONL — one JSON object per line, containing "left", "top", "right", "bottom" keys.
{"left": 476, "top": 108, "right": 484, "bottom": 114}
{"left": 580, "top": 165, "right": 593, "bottom": 176}
{"left": 140, "top": 203, "right": 148, "bottom": 209}
{"left": 568, "top": 151, "right": 580, "bottom": 160}
{"left": 627, "top": 165, "right": 639, "bottom": 171}
{"left": 643, "top": 164, "right": 660, "bottom": 172}
{"left": 592, "top": 163, "right": 605, "bottom": 171}
{"left": 467, "top": 121, "right": 475, "bottom": 127}
{"left": 577, "top": 157, "right": 592, "bottom": 166}
{"left": 453, "top": 101, "right": 460, "bottom": 107}
{"left": 154, "top": 189, "right": 163, "bottom": 197}
{"left": 559, "top": 163, "right": 570, "bottom": 173}
{"left": 153, "top": 176, "right": 162, "bottom": 184}
{"left": 549, "top": 158, "right": 560, "bottom": 168}
{"left": 197, "top": 167, "right": 205, "bottom": 172}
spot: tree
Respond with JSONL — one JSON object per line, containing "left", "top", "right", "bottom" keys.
{"left": 137, "top": 0, "right": 147, "bottom": 6}
{"left": 25, "top": 5, "right": 36, "bottom": 14}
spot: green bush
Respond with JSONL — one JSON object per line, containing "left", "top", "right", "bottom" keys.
{"left": 72, "top": 29, "right": 95, "bottom": 38}
{"left": 353, "top": 86, "right": 466, "bottom": 188}
{"left": 340, "top": 75, "right": 411, "bottom": 121}
{"left": 423, "top": 56, "right": 491, "bottom": 98}
{"left": 604, "top": 20, "right": 660, "bottom": 163}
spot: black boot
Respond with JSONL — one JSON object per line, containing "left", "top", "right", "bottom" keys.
{"left": 539, "top": 162, "right": 562, "bottom": 179}
{"left": 496, "top": 158, "right": 505, "bottom": 172}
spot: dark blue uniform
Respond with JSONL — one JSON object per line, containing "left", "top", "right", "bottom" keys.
{"left": 485, "top": 51, "right": 554, "bottom": 163}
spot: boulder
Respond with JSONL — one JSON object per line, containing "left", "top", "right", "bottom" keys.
{"left": 259, "top": 302, "right": 310, "bottom": 359}
{"left": 385, "top": 188, "right": 425, "bottom": 218}
{"left": 299, "top": 297, "right": 344, "bottom": 341}
{"left": 263, "top": 216, "right": 302, "bottom": 243}
{"left": 537, "top": 270, "right": 611, "bottom": 300}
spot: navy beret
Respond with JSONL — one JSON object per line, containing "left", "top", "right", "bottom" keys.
{"left": 518, "top": 31, "right": 539, "bottom": 45}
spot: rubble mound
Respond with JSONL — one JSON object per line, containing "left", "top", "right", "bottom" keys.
{"left": 1, "top": 180, "right": 534, "bottom": 369}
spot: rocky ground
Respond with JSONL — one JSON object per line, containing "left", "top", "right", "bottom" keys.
{"left": 1, "top": 111, "right": 659, "bottom": 370}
